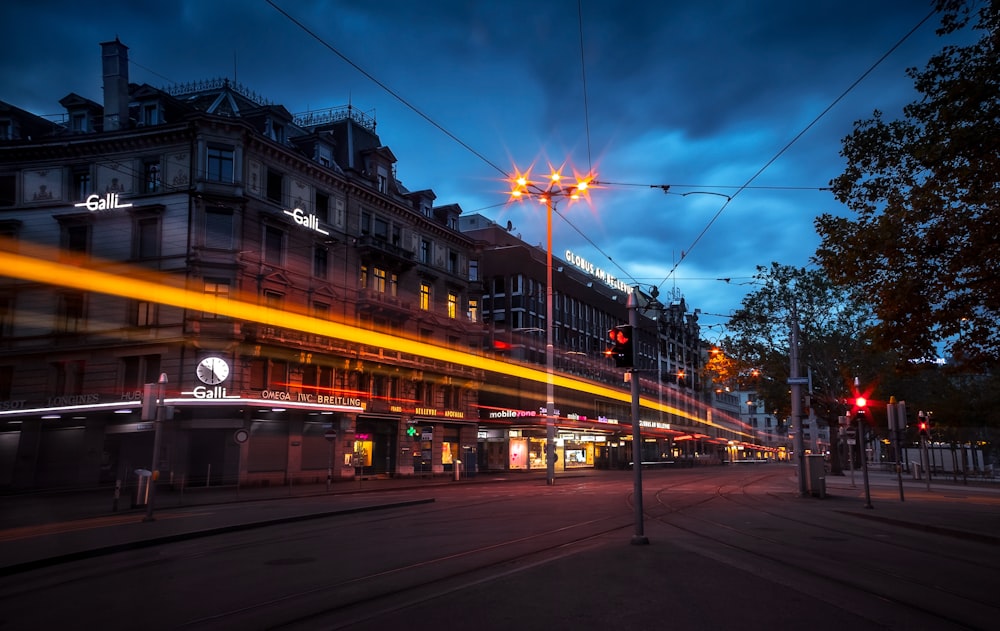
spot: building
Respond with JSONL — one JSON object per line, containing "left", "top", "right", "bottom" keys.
{"left": 461, "top": 213, "right": 731, "bottom": 470}
{"left": 0, "top": 39, "right": 484, "bottom": 491}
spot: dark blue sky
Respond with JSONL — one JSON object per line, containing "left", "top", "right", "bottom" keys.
{"left": 1, "top": 0, "right": 964, "bottom": 336}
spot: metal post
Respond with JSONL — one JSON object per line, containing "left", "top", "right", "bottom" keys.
{"left": 789, "top": 310, "right": 807, "bottom": 496}
{"left": 545, "top": 197, "right": 556, "bottom": 486}
{"left": 859, "top": 419, "right": 873, "bottom": 509}
{"left": 144, "top": 372, "right": 168, "bottom": 522}
{"left": 628, "top": 287, "right": 648, "bottom": 545}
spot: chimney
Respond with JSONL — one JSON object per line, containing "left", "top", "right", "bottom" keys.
{"left": 101, "top": 38, "right": 129, "bottom": 131}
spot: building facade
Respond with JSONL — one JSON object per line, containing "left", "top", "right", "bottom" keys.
{"left": 460, "top": 213, "right": 733, "bottom": 470}
{"left": 0, "top": 39, "right": 484, "bottom": 491}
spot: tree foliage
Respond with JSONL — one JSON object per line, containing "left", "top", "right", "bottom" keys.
{"left": 815, "top": 0, "right": 1000, "bottom": 367}
{"left": 711, "top": 264, "right": 884, "bottom": 471}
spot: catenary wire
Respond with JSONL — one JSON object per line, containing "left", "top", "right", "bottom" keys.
{"left": 653, "top": 6, "right": 939, "bottom": 291}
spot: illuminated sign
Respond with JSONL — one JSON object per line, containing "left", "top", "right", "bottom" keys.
{"left": 182, "top": 386, "right": 240, "bottom": 400}
{"left": 74, "top": 193, "right": 133, "bottom": 212}
{"left": 259, "top": 390, "right": 362, "bottom": 407}
{"left": 283, "top": 208, "right": 329, "bottom": 236}
{"left": 564, "top": 250, "right": 629, "bottom": 293}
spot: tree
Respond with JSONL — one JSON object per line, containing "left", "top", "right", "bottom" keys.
{"left": 712, "top": 263, "right": 884, "bottom": 474}
{"left": 815, "top": 0, "right": 1000, "bottom": 368}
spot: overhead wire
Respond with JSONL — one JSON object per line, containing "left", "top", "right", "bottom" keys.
{"left": 653, "top": 6, "right": 939, "bottom": 290}
{"left": 265, "top": 0, "right": 509, "bottom": 179}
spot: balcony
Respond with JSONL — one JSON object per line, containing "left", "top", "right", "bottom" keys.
{"left": 356, "top": 289, "right": 412, "bottom": 318}
{"left": 355, "top": 234, "right": 415, "bottom": 270}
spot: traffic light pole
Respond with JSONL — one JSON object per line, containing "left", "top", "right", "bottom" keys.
{"left": 627, "top": 287, "right": 648, "bottom": 545}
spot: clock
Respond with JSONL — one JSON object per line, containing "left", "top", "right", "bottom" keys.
{"left": 196, "top": 357, "right": 230, "bottom": 385}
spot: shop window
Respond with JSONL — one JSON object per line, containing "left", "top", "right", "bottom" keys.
{"left": 247, "top": 420, "right": 288, "bottom": 472}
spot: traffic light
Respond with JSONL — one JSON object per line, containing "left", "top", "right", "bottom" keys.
{"left": 854, "top": 396, "right": 869, "bottom": 425}
{"left": 918, "top": 411, "right": 929, "bottom": 437}
{"left": 607, "top": 324, "right": 634, "bottom": 368}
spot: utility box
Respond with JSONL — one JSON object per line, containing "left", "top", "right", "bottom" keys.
{"left": 805, "top": 454, "right": 826, "bottom": 498}
{"left": 132, "top": 469, "right": 152, "bottom": 508}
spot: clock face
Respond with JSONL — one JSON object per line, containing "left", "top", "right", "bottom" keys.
{"left": 197, "top": 357, "right": 230, "bottom": 385}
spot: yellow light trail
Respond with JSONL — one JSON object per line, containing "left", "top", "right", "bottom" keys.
{"left": 0, "top": 245, "right": 735, "bottom": 432}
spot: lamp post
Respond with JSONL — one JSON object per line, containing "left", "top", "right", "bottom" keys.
{"left": 510, "top": 167, "right": 593, "bottom": 485}
{"left": 144, "top": 372, "right": 168, "bottom": 522}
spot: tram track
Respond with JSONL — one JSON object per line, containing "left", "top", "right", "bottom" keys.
{"left": 645, "top": 471, "right": 1000, "bottom": 630}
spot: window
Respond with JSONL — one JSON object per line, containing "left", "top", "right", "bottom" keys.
{"left": 61, "top": 223, "right": 90, "bottom": 262}
{"left": 122, "top": 354, "right": 161, "bottom": 391}
{"left": 313, "top": 301, "right": 330, "bottom": 319}
{"left": 71, "top": 113, "right": 87, "bottom": 133}
{"left": 56, "top": 291, "right": 85, "bottom": 333}
{"left": 206, "top": 146, "right": 234, "bottom": 183}
{"left": 52, "top": 360, "right": 85, "bottom": 397}
{"left": 359, "top": 264, "right": 369, "bottom": 289}
{"left": 420, "top": 239, "right": 431, "bottom": 264}
{"left": 134, "top": 300, "right": 156, "bottom": 327}
{"left": 389, "top": 272, "right": 398, "bottom": 297}
{"left": 0, "top": 294, "right": 12, "bottom": 338}
{"left": 141, "top": 104, "right": 158, "bottom": 126}
{"left": 360, "top": 211, "right": 371, "bottom": 235}
{"left": 448, "top": 250, "right": 458, "bottom": 274}
{"left": 372, "top": 267, "right": 387, "bottom": 293}
{"left": 447, "top": 292, "right": 458, "bottom": 319}
{"left": 373, "top": 216, "right": 389, "bottom": 240}
{"left": 72, "top": 167, "right": 91, "bottom": 200}
{"left": 134, "top": 216, "right": 160, "bottom": 259}
{"left": 203, "top": 278, "right": 230, "bottom": 319}
{"left": 264, "top": 291, "right": 283, "bottom": 310}
{"left": 467, "top": 298, "right": 479, "bottom": 323}
{"left": 266, "top": 168, "right": 283, "bottom": 203}
{"left": 249, "top": 358, "right": 288, "bottom": 390}
{"left": 143, "top": 159, "right": 161, "bottom": 193}
{"left": 313, "top": 245, "right": 328, "bottom": 279}
{"left": 419, "top": 283, "right": 431, "bottom": 311}
{"left": 0, "top": 174, "right": 15, "bottom": 207}
{"left": 0, "top": 365, "right": 11, "bottom": 400}
{"left": 315, "top": 191, "right": 329, "bottom": 223}
{"left": 391, "top": 225, "right": 401, "bottom": 246}
{"left": 264, "top": 225, "right": 284, "bottom": 265}
{"left": 205, "top": 209, "right": 234, "bottom": 249}
{"left": 469, "top": 260, "right": 479, "bottom": 282}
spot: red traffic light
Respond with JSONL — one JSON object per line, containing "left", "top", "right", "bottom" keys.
{"left": 855, "top": 396, "right": 867, "bottom": 408}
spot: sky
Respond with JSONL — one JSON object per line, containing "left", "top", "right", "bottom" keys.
{"left": 0, "top": 0, "right": 968, "bottom": 339}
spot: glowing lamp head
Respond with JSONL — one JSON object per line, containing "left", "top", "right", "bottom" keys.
{"left": 855, "top": 397, "right": 867, "bottom": 408}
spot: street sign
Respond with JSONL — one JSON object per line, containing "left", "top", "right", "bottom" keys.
{"left": 324, "top": 429, "right": 337, "bottom": 441}
{"left": 234, "top": 428, "right": 249, "bottom": 444}
{"left": 787, "top": 377, "right": 809, "bottom": 385}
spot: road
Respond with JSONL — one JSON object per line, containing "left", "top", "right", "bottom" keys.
{"left": 1, "top": 466, "right": 998, "bottom": 630}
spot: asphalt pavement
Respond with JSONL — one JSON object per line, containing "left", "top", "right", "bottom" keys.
{"left": 2, "top": 465, "right": 998, "bottom": 577}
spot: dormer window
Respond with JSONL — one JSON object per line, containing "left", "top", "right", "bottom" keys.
{"left": 71, "top": 112, "right": 87, "bottom": 133}
{"left": 141, "top": 103, "right": 158, "bottom": 126}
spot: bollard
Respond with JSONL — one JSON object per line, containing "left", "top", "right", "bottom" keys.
{"left": 454, "top": 459, "right": 461, "bottom": 481}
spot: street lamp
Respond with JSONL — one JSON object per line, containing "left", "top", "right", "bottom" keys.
{"left": 510, "top": 166, "right": 594, "bottom": 485}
